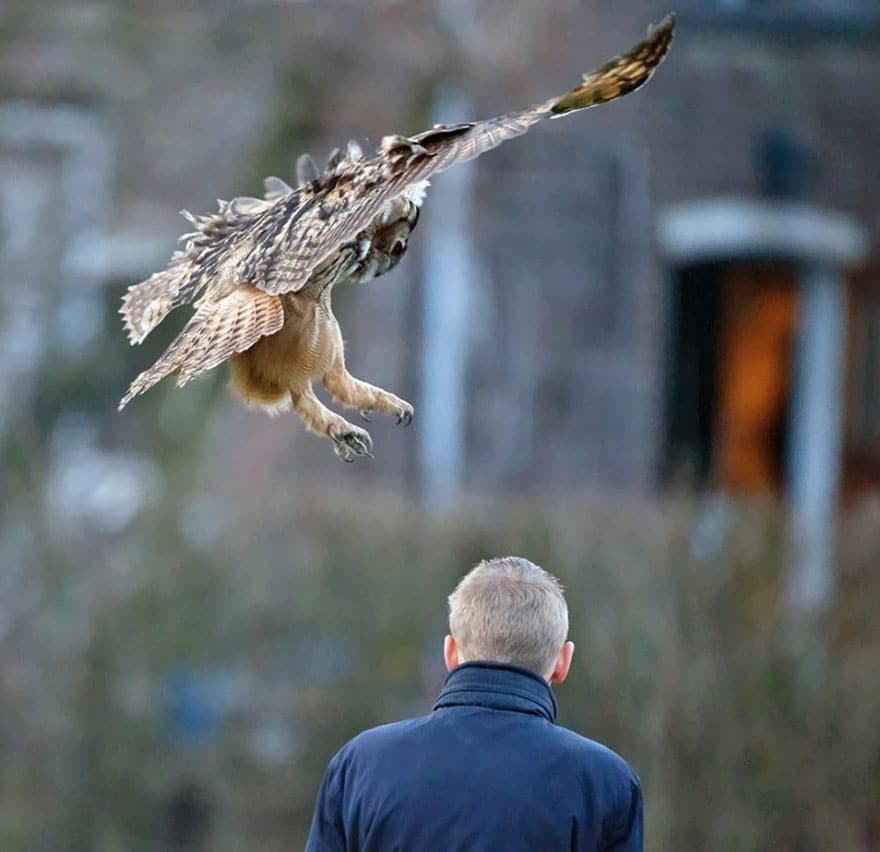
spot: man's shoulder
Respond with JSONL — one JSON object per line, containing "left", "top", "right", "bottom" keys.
{"left": 334, "top": 713, "right": 637, "bottom": 783}
{"left": 541, "top": 722, "right": 640, "bottom": 783}
{"left": 333, "top": 714, "right": 434, "bottom": 764}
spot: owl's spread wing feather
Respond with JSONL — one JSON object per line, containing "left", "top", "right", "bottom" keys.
{"left": 550, "top": 14, "right": 675, "bottom": 116}
{"left": 242, "top": 13, "right": 674, "bottom": 297}
{"left": 120, "top": 264, "right": 194, "bottom": 345}
{"left": 118, "top": 285, "right": 284, "bottom": 410}
{"left": 120, "top": 190, "right": 281, "bottom": 344}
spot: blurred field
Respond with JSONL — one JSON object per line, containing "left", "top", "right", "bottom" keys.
{"left": 2, "top": 490, "right": 879, "bottom": 850}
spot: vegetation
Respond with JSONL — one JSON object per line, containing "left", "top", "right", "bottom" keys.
{"left": 2, "top": 490, "right": 878, "bottom": 850}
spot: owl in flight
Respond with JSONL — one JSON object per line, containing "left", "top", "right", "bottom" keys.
{"left": 119, "top": 15, "right": 674, "bottom": 461}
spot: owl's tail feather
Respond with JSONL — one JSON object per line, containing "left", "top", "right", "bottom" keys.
{"left": 118, "top": 286, "right": 284, "bottom": 411}
{"left": 549, "top": 13, "right": 674, "bottom": 117}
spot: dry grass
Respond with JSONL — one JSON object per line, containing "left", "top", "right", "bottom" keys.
{"left": 1, "top": 489, "right": 878, "bottom": 850}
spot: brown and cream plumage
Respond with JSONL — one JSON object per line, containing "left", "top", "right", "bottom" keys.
{"left": 119, "top": 15, "right": 674, "bottom": 460}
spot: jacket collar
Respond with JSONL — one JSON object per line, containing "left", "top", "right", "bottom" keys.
{"left": 432, "top": 661, "right": 557, "bottom": 723}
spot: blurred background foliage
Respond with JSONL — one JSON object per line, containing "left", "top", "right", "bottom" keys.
{"left": 3, "top": 494, "right": 880, "bottom": 850}
{"left": 2, "top": 0, "right": 880, "bottom": 850}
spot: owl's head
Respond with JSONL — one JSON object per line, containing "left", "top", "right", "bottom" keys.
{"left": 351, "top": 199, "right": 422, "bottom": 283}
{"left": 373, "top": 212, "right": 419, "bottom": 275}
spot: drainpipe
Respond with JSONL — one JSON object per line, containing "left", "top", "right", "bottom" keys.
{"left": 418, "top": 88, "right": 476, "bottom": 508}
{"left": 786, "top": 263, "right": 848, "bottom": 611}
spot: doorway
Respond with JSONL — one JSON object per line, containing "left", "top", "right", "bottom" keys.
{"left": 664, "top": 260, "right": 799, "bottom": 494}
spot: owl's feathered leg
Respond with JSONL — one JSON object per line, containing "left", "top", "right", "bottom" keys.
{"left": 323, "top": 363, "right": 414, "bottom": 426}
{"left": 290, "top": 383, "right": 373, "bottom": 462}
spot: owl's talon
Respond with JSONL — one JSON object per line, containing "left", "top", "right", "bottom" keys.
{"left": 329, "top": 425, "right": 374, "bottom": 462}
{"left": 397, "top": 410, "right": 413, "bottom": 427}
{"left": 359, "top": 409, "right": 371, "bottom": 422}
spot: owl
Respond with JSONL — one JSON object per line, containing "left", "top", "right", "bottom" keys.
{"left": 119, "top": 15, "right": 674, "bottom": 461}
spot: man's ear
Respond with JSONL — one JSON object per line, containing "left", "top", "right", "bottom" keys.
{"left": 548, "top": 641, "right": 575, "bottom": 684}
{"left": 444, "top": 635, "right": 461, "bottom": 672}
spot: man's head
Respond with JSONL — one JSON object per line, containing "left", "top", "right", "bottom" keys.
{"left": 445, "top": 556, "right": 575, "bottom": 683}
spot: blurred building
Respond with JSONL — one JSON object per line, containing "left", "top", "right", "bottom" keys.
{"left": 1, "top": 0, "right": 879, "bottom": 509}
{"left": 459, "top": 3, "right": 880, "bottom": 508}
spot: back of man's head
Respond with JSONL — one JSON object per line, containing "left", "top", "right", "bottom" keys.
{"left": 448, "top": 556, "right": 569, "bottom": 678}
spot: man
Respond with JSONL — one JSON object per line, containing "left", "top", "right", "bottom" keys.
{"left": 305, "top": 556, "right": 643, "bottom": 851}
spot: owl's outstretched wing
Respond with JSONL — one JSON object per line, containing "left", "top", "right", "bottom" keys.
{"left": 242, "top": 13, "right": 674, "bottom": 297}
{"left": 119, "top": 188, "right": 294, "bottom": 345}
{"left": 118, "top": 14, "right": 673, "bottom": 411}
{"left": 118, "top": 285, "right": 284, "bottom": 410}
{"left": 120, "top": 264, "right": 194, "bottom": 346}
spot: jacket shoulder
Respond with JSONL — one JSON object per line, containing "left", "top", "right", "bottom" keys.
{"left": 334, "top": 714, "right": 435, "bottom": 763}
{"left": 548, "top": 723, "right": 641, "bottom": 784}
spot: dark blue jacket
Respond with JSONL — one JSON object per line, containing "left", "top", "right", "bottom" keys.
{"left": 305, "top": 661, "right": 643, "bottom": 851}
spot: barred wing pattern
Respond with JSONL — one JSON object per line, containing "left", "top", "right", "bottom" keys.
{"left": 120, "top": 263, "right": 196, "bottom": 345}
{"left": 119, "top": 196, "right": 281, "bottom": 346}
{"left": 241, "top": 13, "right": 674, "bottom": 297}
{"left": 119, "top": 286, "right": 284, "bottom": 408}
{"left": 118, "top": 14, "right": 673, "bottom": 411}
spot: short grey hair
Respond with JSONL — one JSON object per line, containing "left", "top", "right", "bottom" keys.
{"left": 448, "top": 556, "right": 569, "bottom": 678}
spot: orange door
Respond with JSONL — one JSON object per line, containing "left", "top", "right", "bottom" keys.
{"left": 715, "top": 265, "right": 799, "bottom": 494}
